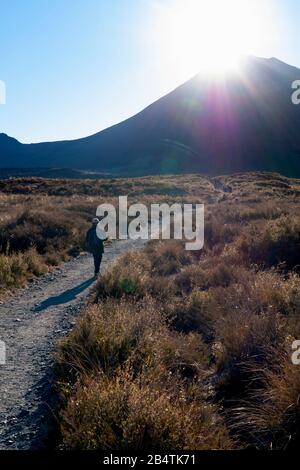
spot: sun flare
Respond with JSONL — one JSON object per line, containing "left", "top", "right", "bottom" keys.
{"left": 155, "top": 0, "right": 273, "bottom": 77}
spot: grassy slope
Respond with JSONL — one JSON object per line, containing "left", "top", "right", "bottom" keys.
{"left": 0, "top": 174, "right": 214, "bottom": 293}
{"left": 1, "top": 172, "right": 300, "bottom": 449}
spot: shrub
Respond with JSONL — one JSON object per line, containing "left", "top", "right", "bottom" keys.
{"left": 175, "top": 261, "right": 251, "bottom": 293}
{"left": 0, "top": 248, "right": 47, "bottom": 290}
{"left": 60, "top": 369, "right": 233, "bottom": 450}
{"left": 94, "top": 248, "right": 178, "bottom": 302}
{"left": 56, "top": 295, "right": 227, "bottom": 450}
{"left": 238, "top": 216, "right": 300, "bottom": 270}
{"left": 232, "top": 351, "right": 300, "bottom": 449}
{"left": 94, "top": 251, "right": 151, "bottom": 300}
{"left": 147, "top": 241, "right": 192, "bottom": 276}
{"left": 170, "top": 290, "right": 215, "bottom": 340}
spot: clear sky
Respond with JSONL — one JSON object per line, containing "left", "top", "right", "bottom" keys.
{"left": 0, "top": 0, "right": 299, "bottom": 143}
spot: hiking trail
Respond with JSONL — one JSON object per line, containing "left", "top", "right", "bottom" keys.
{"left": 0, "top": 238, "right": 146, "bottom": 450}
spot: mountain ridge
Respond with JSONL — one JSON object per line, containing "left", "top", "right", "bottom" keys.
{"left": 1, "top": 56, "right": 300, "bottom": 177}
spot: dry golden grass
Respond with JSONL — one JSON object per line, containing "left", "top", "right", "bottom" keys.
{"left": 229, "top": 351, "right": 300, "bottom": 449}
{"left": 54, "top": 172, "right": 300, "bottom": 450}
{"left": 1, "top": 171, "right": 300, "bottom": 449}
{"left": 56, "top": 298, "right": 231, "bottom": 450}
{"left": 0, "top": 247, "right": 47, "bottom": 289}
{"left": 60, "top": 368, "right": 233, "bottom": 450}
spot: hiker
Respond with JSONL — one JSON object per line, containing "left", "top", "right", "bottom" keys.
{"left": 86, "top": 218, "right": 106, "bottom": 277}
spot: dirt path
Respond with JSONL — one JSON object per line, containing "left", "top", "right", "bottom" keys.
{"left": 0, "top": 238, "right": 146, "bottom": 450}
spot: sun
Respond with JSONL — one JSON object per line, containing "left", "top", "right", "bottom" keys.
{"left": 154, "top": 0, "right": 272, "bottom": 77}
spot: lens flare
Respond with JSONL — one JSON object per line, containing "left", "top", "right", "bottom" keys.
{"left": 153, "top": 0, "right": 275, "bottom": 77}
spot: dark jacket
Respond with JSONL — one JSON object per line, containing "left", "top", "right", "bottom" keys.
{"left": 85, "top": 226, "right": 105, "bottom": 254}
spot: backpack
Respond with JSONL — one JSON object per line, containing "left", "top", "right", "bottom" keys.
{"left": 86, "top": 227, "right": 104, "bottom": 253}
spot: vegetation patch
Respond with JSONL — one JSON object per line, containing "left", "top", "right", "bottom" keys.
{"left": 1, "top": 172, "right": 300, "bottom": 449}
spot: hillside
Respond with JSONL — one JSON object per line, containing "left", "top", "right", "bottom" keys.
{"left": 1, "top": 172, "right": 299, "bottom": 450}
{"left": 1, "top": 56, "right": 300, "bottom": 177}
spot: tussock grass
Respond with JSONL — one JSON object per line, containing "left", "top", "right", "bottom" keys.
{"left": 0, "top": 247, "right": 47, "bottom": 291}
{"left": 55, "top": 172, "right": 300, "bottom": 450}
{"left": 236, "top": 216, "right": 300, "bottom": 270}
{"left": 1, "top": 171, "right": 300, "bottom": 449}
{"left": 60, "top": 368, "right": 232, "bottom": 450}
{"left": 230, "top": 351, "right": 300, "bottom": 449}
{"left": 57, "top": 298, "right": 231, "bottom": 450}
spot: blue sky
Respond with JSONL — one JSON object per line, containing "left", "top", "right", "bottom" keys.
{"left": 0, "top": 0, "right": 299, "bottom": 143}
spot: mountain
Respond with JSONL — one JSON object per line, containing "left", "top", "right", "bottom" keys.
{"left": 1, "top": 56, "right": 300, "bottom": 177}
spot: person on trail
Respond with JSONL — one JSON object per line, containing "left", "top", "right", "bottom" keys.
{"left": 86, "top": 218, "right": 106, "bottom": 277}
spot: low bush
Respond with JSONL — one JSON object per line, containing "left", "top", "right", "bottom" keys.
{"left": 231, "top": 350, "right": 300, "bottom": 449}
{"left": 60, "top": 368, "right": 233, "bottom": 450}
{"left": 57, "top": 298, "right": 231, "bottom": 450}
{"left": 238, "top": 216, "right": 300, "bottom": 270}
{"left": 0, "top": 247, "right": 47, "bottom": 290}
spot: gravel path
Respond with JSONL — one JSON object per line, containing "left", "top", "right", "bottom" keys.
{"left": 0, "top": 238, "right": 146, "bottom": 450}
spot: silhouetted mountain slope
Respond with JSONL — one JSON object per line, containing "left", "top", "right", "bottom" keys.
{"left": 1, "top": 56, "right": 300, "bottom": 176}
